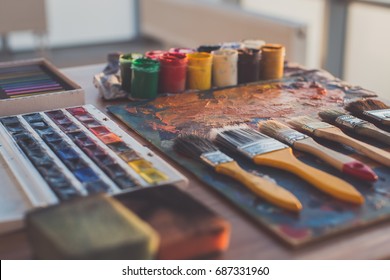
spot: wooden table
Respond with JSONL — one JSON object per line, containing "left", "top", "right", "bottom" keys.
{"left": 1, "top": 63, "right": 390, "bottom": 260}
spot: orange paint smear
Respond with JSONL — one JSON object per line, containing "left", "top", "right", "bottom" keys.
{"left": 139, "top": 81, "right": 345, "bottom": 135}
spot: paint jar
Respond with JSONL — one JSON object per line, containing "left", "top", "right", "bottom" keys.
{"left": 131, "top": 58, "right": 160, "bottom": 99}
{"left": 237, "top": 48, "right": 261, "bottom": 84}
{"left": 211, "top": 49, "right": 238, "bottom": 87}
{"left": 197, "top": 44, "right": 221, "bottom": 53}
{"left": 259, "top": 44, "right": 285, "bottom": 80}
{"left": 186, "top": 52, "right": 213, "bottom": 91}
{"left": 145, "top": 50, "right": 167, "bottom": 60}
{"left": 168, "top": 47, "right": 195, "bottom": 54}
{"left": 159, "top": 52, "right": 188, "bottom": 93}
{"left": 242, "top": 39, "right": 266, "bottom": 50}
{"left": 220, "top": 41, "right": 244, "bottom": 50}
{"left": 119, "top": 53, "right": 143, "bottom": 92}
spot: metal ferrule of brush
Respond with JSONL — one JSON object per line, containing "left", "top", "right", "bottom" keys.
{"left": 301, "top": 121, "right": 334, "bottom": 133}
{"left": 200, "top": 151, "right": 233, "bottom": 167}
{"left": 363, "top": 109, "right": 390, "bottom": 122}
{"left": 335, "top": 115, "right": 367, "bottom": 129}
{"left": 277, "top": 130, "right": 308, "bottom": 146}
{"left": 237, "top": 138, "right": 288, "bottom": 158}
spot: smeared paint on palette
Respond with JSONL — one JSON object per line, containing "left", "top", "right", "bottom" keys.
{"left": 0, "top": 105, "right": 187, "bottom": 211}
{"left": 107, "top": 68, "right": 390, "bottom": 246}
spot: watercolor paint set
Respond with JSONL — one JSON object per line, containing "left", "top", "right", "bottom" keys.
{"left": 0, "top": 58, "right": 84, "bottom": 117}
{"left": 0, "top": 104, "right": 187, "bottom": 233}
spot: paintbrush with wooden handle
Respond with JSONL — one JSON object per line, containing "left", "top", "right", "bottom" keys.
{"left": 209, "top": 124, "right": 364, "bottom": 205}
{"left": 345, "top": 98, "right": 390, "bottom": 126}
{"left": 288, "top": 116, "right": 390, "bottom": 167}
{"left": 173, "top": 135, "right": 302, "bottom": 212}
{"left": 258, "top": 120, "right": 377, "bottom": 182}
{"left": 319, "top": 109, "right": 390, "bottom": 145}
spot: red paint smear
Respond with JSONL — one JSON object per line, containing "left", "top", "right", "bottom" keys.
{"left": 279, "top": 225, "right": 310, "bottom": 239}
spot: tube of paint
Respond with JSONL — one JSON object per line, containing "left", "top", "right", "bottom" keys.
{"left": 168, "top": 47, "right": 195, "bottom": 54}
{"left": 242, "top": 39, "right": 266, "bottom": 50}
{"left": 197, "top": 45, "right": 221, "bottom": 53}
{"left": 119, "top": 53, "right": 143, "bottom": 93}
{"left": 145, "top": 50, "right": 167, "bottom": 60}
{"left": 237, "top": 48, "right": 261, "bottom": 84}
{"left": 186, "top": 52, "right": 213, "bottom": 91}
{"left": 131, "top": 58, "right": 160, "bottom": 99}
{"left": 211, "top": 49, "right": 238, "bottom": 87}
{"left": 159, "top": 52, "right": 188, "bottom": 93}
{"left": 259, "top": 44, "right": 285, "bottom": 80}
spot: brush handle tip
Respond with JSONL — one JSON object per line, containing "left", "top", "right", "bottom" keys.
{"left": 342, "top": 161, "right": 378, "bottom": 182}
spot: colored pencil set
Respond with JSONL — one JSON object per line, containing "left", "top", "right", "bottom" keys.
{"left": 173, "top": 98, "right": 390, "bottom": 212}
{"left": 0, "top": 64, "right": 71, "bottom": 99}
{"left": 119, "top": 39, "right": 285, "bottom": 99}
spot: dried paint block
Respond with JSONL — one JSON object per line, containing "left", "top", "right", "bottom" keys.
{"left": 26, "top": 194, "right": 159, "bottom": 259}
{"left": 115, "top": 185, "right": 231, "bottom": 260}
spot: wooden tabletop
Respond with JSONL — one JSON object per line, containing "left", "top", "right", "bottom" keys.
{"left": 1, "top": 63, "right": 390, "bottom": 260}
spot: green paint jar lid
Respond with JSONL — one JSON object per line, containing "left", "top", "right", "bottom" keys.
{"left": 120, "top": 53, "right": 143, "bottom": 64}
{"left": 132, "top": 58, "right": 160, "bottom": 72}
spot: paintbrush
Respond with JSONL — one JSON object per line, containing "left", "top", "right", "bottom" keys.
{"left": 319, "top": 109, "right": 390, "bottom": 145}
{"left": 173, "top": 135, "right": 302, "bottom": 212}
{"left": 345, "top": 98, "right": 390, "bottom": 126}
{"left": 258, "top": 120, "right": 377, "bottom": 182}
{"left": 288, "top": 116, "right": 390, "bottom": 168}
{"left": 210, "top": 124, "right": 364, "bottom": 205}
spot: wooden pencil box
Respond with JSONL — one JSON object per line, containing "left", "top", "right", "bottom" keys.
{"left": 0, "top": 58, "right": 84, "bottom": 116}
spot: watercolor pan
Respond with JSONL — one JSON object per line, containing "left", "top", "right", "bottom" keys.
{"left": 0, "top": 58, "right": 84, "bottom": 117}
{"left": 0, "top": 104, "right": 187, "bottom": 234}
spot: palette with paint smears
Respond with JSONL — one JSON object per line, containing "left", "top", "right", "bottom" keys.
{"left": 0, "top": 105, "right": 187, "bottom": 232}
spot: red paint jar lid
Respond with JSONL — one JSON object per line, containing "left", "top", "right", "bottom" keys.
{"left": 160, "top": 52, "right": 188, "bottom": 66}
{"left": 145, "top": 50, "right": 167, "bottom": 60}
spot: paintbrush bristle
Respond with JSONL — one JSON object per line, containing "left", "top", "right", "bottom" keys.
{"left": 258, "top": 120, "right": 292, "bottom": 138}
{"left": 318, "top": 109, "right": 345, "bottom": 123}
{"left": 210, "top": 124, "right": 269, "bottom": 151}
{"left": 287, "top": 116, "right": 319, "bottom": 130}
{"left": 173, "top": 135, "right": 218, "bottom": 159}
{"left": 345, "top": 99, "right": 390, "bottom": 114}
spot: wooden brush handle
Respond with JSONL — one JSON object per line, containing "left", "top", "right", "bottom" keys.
{"left": 215, "top": 161, "right": 302, "bottom": 212}
{"left": 315, "top": 127, "right": 390, "bottom": 167}
{"left": 356, "top": 126, "right": 390, "bottom": 145}
{"left": 294, "top": 137, "right": 352, "bottom": 170}
{"left": 253, "top": 148, "right": 364, "bottom": 205}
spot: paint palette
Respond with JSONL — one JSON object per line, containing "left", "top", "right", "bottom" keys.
{"left": 0, "top": 105, "right": 187, "bottom": 233}
{"left": 0, "top": 58, "right": 84, "bottom": 116}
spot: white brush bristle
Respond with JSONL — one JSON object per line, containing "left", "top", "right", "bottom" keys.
{"left": 209, "top": 123, "right": 249, "bottom": 140}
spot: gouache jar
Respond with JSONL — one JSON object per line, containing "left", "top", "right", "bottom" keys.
{"left": 119, "top": 53, "right": 143, "bottom": 92}
{"left": 186, "top": 52, "right": 213, "bottom": 91}
{"left": 197, "top": 45, "right": 221, "bottom": 53}
{"left": 131, "top": 58, "right": 160, "bottom": 99}
{"left": 168, "top": 47, "right": 195, "bottom": 54}
{"left": 145, "top": 50, "right": 167, "bottom": 60}
{"left": 211, "top": 49, "right": 238, "bottom": 87}
{"left": 259, "top": 44, "right": 285, "bottom": 80}
{"left": 159, "top": 52, "right": 188, "bottom": 93}
{"left": 237, "top": 48, "right": 261, "bottom": 84}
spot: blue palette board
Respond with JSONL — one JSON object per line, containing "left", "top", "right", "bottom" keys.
{"left": 0, "top": 104, "right": 187, "bottom": 233}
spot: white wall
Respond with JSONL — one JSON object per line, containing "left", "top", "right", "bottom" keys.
{"left": 242, "top": 0, "right": 326, "bottom": 69}
{"left": 344, "top": 2, "right": 390, "bottom": 98}
{"left": 8, "top": 0, "right": 136, "bottom": 51}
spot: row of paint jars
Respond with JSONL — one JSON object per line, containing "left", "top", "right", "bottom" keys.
{"left": 119, "top": 40, "right": 285, "bottom": 99}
